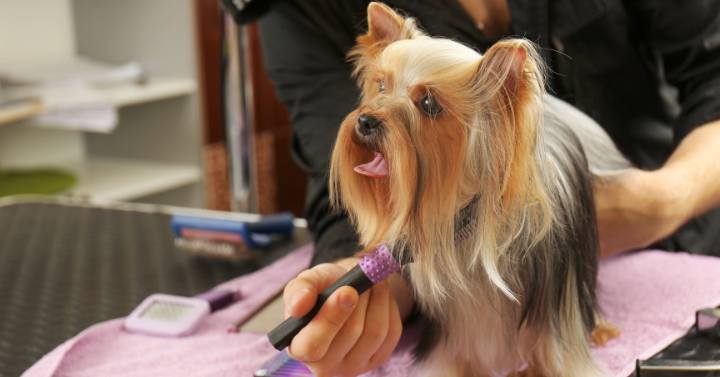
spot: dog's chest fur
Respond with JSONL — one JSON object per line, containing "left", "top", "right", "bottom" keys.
{"left": 408, "top": 253, "right": 533, "bottom": 375}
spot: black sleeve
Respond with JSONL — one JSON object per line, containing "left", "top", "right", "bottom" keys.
{"left": 625, "top": 0, "right": 720, "bottom": 142}
{"left": 258, "top": 0, "right": 369, "bottom": 265}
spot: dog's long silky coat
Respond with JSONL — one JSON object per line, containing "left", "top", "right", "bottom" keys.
{"left": 330, "top": 3, "right": 629, "bottom": 376}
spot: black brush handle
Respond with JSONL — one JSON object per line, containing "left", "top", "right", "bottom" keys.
{"left": 268, "top": 265, "right": 373, "bottom": 350}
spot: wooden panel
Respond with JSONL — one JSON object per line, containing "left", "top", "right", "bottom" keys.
{"left": 194, "top": 0, "right": 230, "bottom": 210}
{"left": 194, "top": 3, "right": 307, "bottom": 215}
{"left": 203, "top": 142, "right": 232, "bottom": 211}
{"left": 193, "top": 0, "right": 225, "bottom": 144}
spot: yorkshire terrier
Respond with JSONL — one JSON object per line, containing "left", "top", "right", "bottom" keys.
{"left": 330, "top": 3, "right": 628, "bottom": 376}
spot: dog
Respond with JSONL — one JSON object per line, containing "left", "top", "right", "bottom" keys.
{"left": 329, "top": 3, "right": 628, "bottom": 376}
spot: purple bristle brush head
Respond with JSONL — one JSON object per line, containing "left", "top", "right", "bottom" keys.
{"left": 358, "top": 244, "right": 402, "bottom": 284}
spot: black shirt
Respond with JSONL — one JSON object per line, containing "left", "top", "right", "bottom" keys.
{"left": 245, "top": 0, "right": 720, "bottom": 263}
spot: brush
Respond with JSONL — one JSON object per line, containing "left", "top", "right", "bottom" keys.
{"left": 267, "top": 244, "right": 406, "bottom": 350}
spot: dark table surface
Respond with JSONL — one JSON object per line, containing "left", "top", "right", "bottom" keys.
{"left": 0, "top": 197, "right": 311, "bottom": 377}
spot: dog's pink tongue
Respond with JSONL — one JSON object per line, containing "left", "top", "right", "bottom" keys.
{"left": 353, "top": 153, "right": 388, "bottom": 178}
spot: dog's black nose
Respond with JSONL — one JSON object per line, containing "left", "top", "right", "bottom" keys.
{"left": 357, "top": 114, "right": 382, "bottom": 136}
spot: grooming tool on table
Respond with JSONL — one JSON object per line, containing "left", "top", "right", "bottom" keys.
{"left": 124, "top": 288, "right": 241, "bottom": 337}
{"left": 254, "top": 350, "right": 312, "bottom": 377}
{"left": 267, "top": 244, "right": 406, "bottom": 350}
{"left": 172, "top": 212, "right": 294, "bottom": 261}
{"left": 635, "top": 307, "right": 720, "bottom": 376}
{"left": 696, "top": 307, "right": 720, "bottom": 336}
{"left": 636, "top": 359, "right": 720, "bottom": 376}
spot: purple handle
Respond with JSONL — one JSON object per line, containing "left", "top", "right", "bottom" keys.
{"left": 196, "top": 289, "right": 239, "bottom": 312}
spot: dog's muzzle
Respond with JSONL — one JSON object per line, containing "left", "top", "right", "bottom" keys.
{"left": 352, "top": 113, "right": 384, "bottom": 150}
{"left": 356, "top": 114, "right": 383, "bottom": 137}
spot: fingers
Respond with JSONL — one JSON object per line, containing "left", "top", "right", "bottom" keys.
{"left": 302, "top": 282, "right": 403, "bottom": 376}
{"left": 315, "top": 287, "right": 371, "bottom": 366}
{"left": 367, "top": 294, "right": 402, "bottom": 369}
{"left": 288, "top": 285, "right": 359, "bottom": 362}
{"left": 283, "top": 262, "right": 403, "bottom": 376}
{"left": 283, "top": 263, "right": 348, "bottom": 317}
{"left": 342, "top": 280, "right": 390, "bottom": 366}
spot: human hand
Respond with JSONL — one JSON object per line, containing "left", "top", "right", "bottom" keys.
{"left": 594, "top": 169, "right": 689, "bottom": 257}
{"left": 283, "top": 258, "right": 403, "bottom": 377}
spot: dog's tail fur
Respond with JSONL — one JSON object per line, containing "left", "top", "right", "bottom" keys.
{"left": 537, "top": 94, "right": 628, "bottom": 376}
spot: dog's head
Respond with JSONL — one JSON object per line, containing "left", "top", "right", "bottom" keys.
{"left": 330, "top": 3, "right": 551, "bottom": 285}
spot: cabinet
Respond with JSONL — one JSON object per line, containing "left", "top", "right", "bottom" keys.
{"left": 0, "top": 0, "right": 204, "bottom": 207}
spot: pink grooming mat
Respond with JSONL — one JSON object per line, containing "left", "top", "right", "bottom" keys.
{"left": 23, "top": 248, "right": 720, "bottom": 377}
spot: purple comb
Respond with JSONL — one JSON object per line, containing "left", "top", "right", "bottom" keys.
{"left": 268, "top": 244, "right": 403, "bottom": 350}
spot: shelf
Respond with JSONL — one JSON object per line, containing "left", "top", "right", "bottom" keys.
{"left": 0, "top": 99, "right": 43, "bottom": 127}
{"left": 104, "top": 77, "right": 196, "bottom": 107}
{"left": 64, "top": 157, "right": 201, "bottom": 201}
{"left": 0, "top": 77, "right": 195, "bottom": 127}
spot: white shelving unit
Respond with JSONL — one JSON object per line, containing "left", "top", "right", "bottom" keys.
{"left": 0, "top": 100, "right": 43, "bottom": 126}
{"left": 0, "top": 78, "right": 196, "bottom": 127}
{"left": 66, "top": 157, "right": 200, "bottom": 201}
{"left": 103, "top": 78, "right": 196, "bottom": 108}
{"left": 0, "top": 0, "right": 204, "bottom": 207}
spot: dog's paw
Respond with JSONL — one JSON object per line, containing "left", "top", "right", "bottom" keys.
{"left": 591, "top": 319, "right": 620, "bottom": 346}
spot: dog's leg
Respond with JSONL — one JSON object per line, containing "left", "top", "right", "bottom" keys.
{"left": 591, "top": 315, "right": 620, "bottom": 346}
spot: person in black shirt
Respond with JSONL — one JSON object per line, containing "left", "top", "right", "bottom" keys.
{"left": 256, "top": 0, "right": 720, "bottom": 266}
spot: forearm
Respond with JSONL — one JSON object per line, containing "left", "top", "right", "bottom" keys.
{"left": 595, "top": 119, "right": 720, "bottom": 257}
{"left": 657, "top": 119, "right": 720, "bottom": 221}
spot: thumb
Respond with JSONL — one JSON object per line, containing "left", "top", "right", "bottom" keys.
{"left": 284, "top": 263, "right": 349, "bottom": 317}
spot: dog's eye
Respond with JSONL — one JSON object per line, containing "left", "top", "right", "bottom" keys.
{"left": 378, "top": 80, "right": 386, "bottom": 94}
{"left": 419, "top": 94, "right": 442, "bottom": 118}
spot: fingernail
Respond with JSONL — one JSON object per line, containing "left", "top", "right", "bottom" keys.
{"left": 339, "top": 292, "right": 356, "bottom": 309}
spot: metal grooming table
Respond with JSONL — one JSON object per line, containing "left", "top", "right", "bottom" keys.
{"left": 0, "top": 197, "right": 310, "bottom": 377}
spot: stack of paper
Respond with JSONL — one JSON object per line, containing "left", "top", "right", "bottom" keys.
{"left": 0, "top": 58, "right": 145, "bottom": 87}
{"left": 32, "top": 81, "right": 117, "bottom": 133}
{"left": 0, "top": 57, "right": 146, "bottom": 133}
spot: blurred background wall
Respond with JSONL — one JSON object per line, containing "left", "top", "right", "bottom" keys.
{"left": 0, "top": 0, "right": 306, "bottom": 216}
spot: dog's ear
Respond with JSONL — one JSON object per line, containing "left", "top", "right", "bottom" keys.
{"left": 365, "top": 2, "right": 405, "bottom": 44}
{"left": 474, "top": 39, "right": 545, "bottom": 132}
{"left": 475, "top": 39, "right": 546, "bottom": 208}
{"left": 477, "top": 39, "right": 544, "bottom": 105}
{"left": 355, "top": 2, "right": 422, "bottom": 57}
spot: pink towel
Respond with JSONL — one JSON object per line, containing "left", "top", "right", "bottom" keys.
{"left": 23, "top": 248, "right": 720, "bottom": 377}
